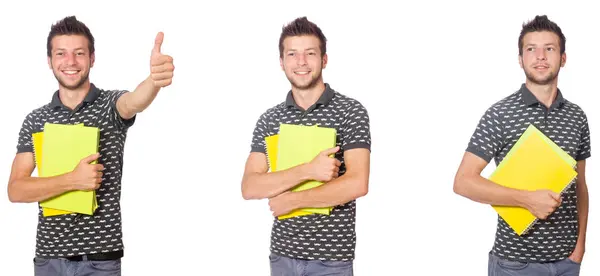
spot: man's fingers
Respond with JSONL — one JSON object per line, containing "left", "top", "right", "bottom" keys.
{"left": 549, "top": 191, "right": 561, "bottom": 202}
{"left": 81, "top": 153, "right": 100, "bottom": 163}
{"left": 151, "top": 72, "right": 174, "bottom": 81}
{"left": 151, "top": 63, "right": 175, "bottom": 73}
{"left": 321, "top": 146, "right": 340, "bottom": 157}
{"left": 151, "top": 55, "right": 173, "bottom": 66}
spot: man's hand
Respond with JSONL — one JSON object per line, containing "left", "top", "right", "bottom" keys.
{"left": 150, "top": 32, "right": 174, "bottom": 88}
{"left": 524, "top": 189, "right": 562, "bottom": 219}
{"left": 568, "top": 247, "right": 584, "bottom": 264}
{"left": 69, "top": 153, "right": 104, "bottom": 191}
{"left": 306, "top": 146, "right": 341, "bottom": 182}
{"left": 268, "top": 192, "right": 297, "bottom": 217}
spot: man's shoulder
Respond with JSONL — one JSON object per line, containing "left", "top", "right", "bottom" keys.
{"left": 477, "top": 90, "right": 522, "bottom": 118}
{"left": 330, "top": 90, "right": 368, "bottom": 111}
{"left": 562, "top": 98, "right": 588, "bottom": 117}
{"left": 256, "top": 101, "right": 286, "bottom": 120}
{"left": 95, "top": 86, "right": 128, "bottom": 101}
{"left": 22, "top": 104, "right": 50, "bottom": 122}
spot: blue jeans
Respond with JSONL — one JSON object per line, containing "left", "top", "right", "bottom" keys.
{"left": 269, "top": 253, "right": 353, "bottom": 276}
{"left": 488, "top": 253, "right": 581, "bottom": 276}
{"left": 33, "top": 256, "right": 121, "bottom": 276}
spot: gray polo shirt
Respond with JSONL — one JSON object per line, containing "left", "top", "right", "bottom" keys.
{"left": 16, "top": 83, "right": 135, "bottom": 258}
{"left": 466, "top": 83, "right": 591, "bottom": 262}
{"left": 250, "top": 83, "right": 371, "bottom": 261}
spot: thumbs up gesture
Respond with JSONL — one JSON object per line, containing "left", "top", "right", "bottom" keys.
{"left": 150, "top": 32, "right": 174, "bottom": 88}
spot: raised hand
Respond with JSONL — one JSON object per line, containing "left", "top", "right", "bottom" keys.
{"left": 150, "top": 32, "right": 174, "bottom": 88}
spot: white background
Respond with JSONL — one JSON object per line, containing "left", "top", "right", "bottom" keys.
{"left": 0, "top": 0, "right": 597, "bottom": 275}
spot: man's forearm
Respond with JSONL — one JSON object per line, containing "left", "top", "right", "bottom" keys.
{"left": 288, "top": 173, "right": 368, "bottom": 209}
{"left": 8, "top": 174, "right": 74, "bottom": 203}
{"left": 574, "top": 181, "right": 589, "bottom": 253}
{"left": 118, "top": 76, "right": 160, "bottom": 119}
{"left": 242, "top": 164, "right": 311, "bottom": 200}
{"left": 454, "top": 174, "right": 531, "bottom": 207}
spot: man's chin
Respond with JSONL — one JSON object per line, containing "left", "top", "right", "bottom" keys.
{"left": 55, "top": 76, "right": 89, "bottom": 90}
{"left": 289, "top": 77, "right": 320, "bottom": 90}
{"left": 525, "top": 72, "right": 558, "bottom": 86}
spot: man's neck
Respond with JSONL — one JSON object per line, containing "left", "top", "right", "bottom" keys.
{"left": 525, "top": 80, "right": 558, "bottom": 108}
{"left": 59, "top": 82, "right": 91, "bottom": 110}
{"left": 291, "top": 81, "right": 326, "bottom": 110}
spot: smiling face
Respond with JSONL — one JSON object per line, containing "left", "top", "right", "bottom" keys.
{"left": 279, "top": 35, "right": 327, "bottom": 90}
{"left": 47, "top": 34, "right": 94, "bottom": 90}
{"left": 519, "top": 31, "right": 566, "bottom": 85}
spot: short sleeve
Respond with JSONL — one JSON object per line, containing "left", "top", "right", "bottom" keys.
{"left": 576, "top": 112, "right": 591, "bottom": 161}
{"left": 16, "top": 113, "right": 36, "bottom": 154}
{"left": 109, "top": 90, "right": 136, "bottom": 130}
{"left": 465, "top": 106, "right": 504, "bottom": 163}
{"left": 341, "top": 102, "right": 371, "bottom": 151}
{"left": 250, "top": 112, "right": 270, "bottom": 153}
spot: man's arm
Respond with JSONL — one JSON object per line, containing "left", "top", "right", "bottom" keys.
{"left": 453, "top": 152, "right": 529, "bottom": 206}
{"left": 569, "top": 160, "right": 589, "bottom": 263}
{"left": 241, "top": 147, "right": 341, "bottom": 200}
{"left": 453, "top": 151, "right": 561, "bottom": 219}
{"left": 7, "top": 153, "right": 103, "bottom": 203}
{"left": 116, "top": 77, "right": 160, "bottom": 120}
{"left": 268, "top": 148, "right": 369, "bottom": 216}
{"left": 8, "top": 152, "right": 104, "bottom": 203}
{"left": 7, "top": 153, "right": 71, "bottom": 203}
{"left": 241, "top": 152, "right": 311, "bottom": 200}
{"left": 116, "top": 32, "right": 174, "bottom": 120}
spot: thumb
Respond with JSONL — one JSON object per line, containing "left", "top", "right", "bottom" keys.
{"left": 548, "top": 191, "right": 561, "bottom": 202}
{"left": 81, "top": 153, "right": 100, "bottom": 164}
{"left": 153, "top": 32, "right": 164, "bottom": 54}
{"left": 320, "top": 146, "right": 340, "bottom": 157}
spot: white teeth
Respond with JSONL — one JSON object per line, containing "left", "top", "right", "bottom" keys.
{"left": 63, "top": 70, "right": 78, "bottom": 75}
{"left": 295, "top": 72, "right": 309, "bottom": 75}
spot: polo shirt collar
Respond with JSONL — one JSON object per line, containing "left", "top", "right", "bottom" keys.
{"left": 519, "top": 83, "right": 566, "bottom": 107}
{"left": 285, "top": 83, "right": 335, "bottom": 110}
{"left": 49, "top": 83, "right": 100, "bottom": 109}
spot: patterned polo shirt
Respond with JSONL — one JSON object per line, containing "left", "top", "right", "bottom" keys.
{"left": 250, "top": 83, "right": 371, "bottom": 261}
{"left": 466, "top": 83, "right": 591, "bottom": 262}
{"left": 16, "top": 83, "right": 135, "bottom": 258}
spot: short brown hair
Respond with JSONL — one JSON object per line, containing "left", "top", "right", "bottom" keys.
{"left": 47, "top": 16, "right": 95, "bottom": 57}
{"left": 279, "top": 17, "right": 327, "bottom": 58}
{"left": 518, "top": 15, "right": 566, "bottom": 56}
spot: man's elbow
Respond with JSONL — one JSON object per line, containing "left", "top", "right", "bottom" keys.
{"left": 7, "top": 184, "right": 24, "bottom": 203}
{"left": 241, "top": 184, "right": 255, "bottom": 200}
{"left": 241, "top": 189, "right": 257, "bottom": 200}
{"left": 354, "top": 180, "right": 369, "bottom": 199}
{"left": 453, "top": 174, "right": 469, "bottom": 197}
{"left": 241, "top": 180, "right": 263, "bottom": 200}
{"left": 7, "top": 192, "right": 17, "bottom": 203}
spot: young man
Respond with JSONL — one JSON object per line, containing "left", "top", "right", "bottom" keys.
{"left": 241, "top": 17, "right": 371, "bottom": 275}
{"left": 7, "top": 16, "right": 174, "bottom": 275}
{"left": 454, "top": 15, "right": 589, "bottom": 275}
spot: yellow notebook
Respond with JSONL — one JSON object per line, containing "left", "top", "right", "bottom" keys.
{"left": 274, "top": 124, "right": 337, "bottom": 220}
{"left": 38, "top": 123, "right": 100, "bottom": 216}
{"left": 265, "top": 134, "right": 313, "bottom": 219}
{"left": 32, "top": 131, "right": 74, "bottom": 216}
{"left": 489, "top": 124, "right": 577, "bottom": 235}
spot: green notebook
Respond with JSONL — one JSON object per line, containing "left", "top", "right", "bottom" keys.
{"left": 276, "top": 123, "right": 337, "bottom": 218}
{"left": 39, "top": 123, "right": 100, "bottom": 215}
